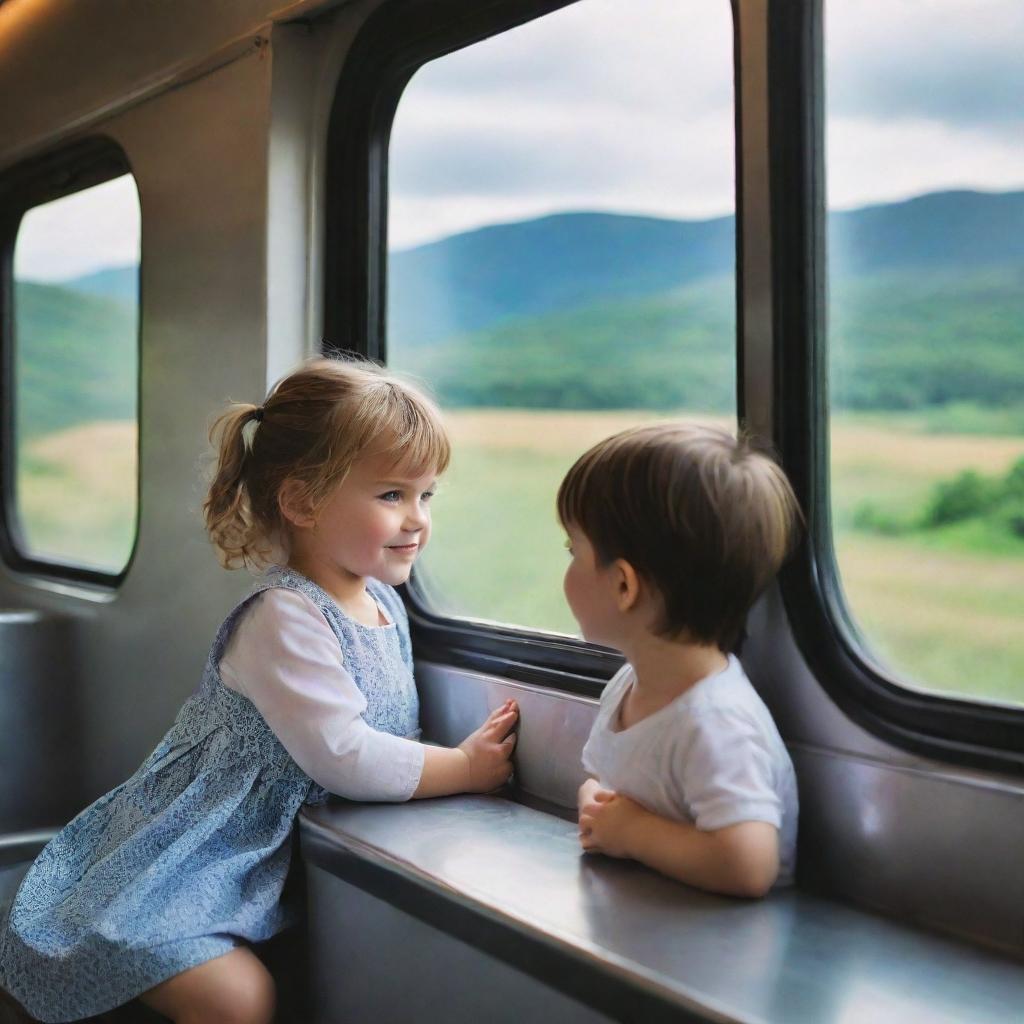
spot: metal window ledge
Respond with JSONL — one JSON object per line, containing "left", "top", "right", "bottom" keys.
{"left": 299, "top": 796, "right": 1024, "bottom": 1023}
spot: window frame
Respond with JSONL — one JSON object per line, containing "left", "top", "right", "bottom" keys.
{"left": 323, "top": 0, "right": 742, "bottom": 695}
{"left": 769, "top": 0, "right": 1024, "bottom": 774}
{"left": 0, "top": 136, "right": 141, "bottom": 589}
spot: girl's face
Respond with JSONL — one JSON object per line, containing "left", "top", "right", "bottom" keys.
{"left": 285, "top": 449, "right": 438, "bottom": 592}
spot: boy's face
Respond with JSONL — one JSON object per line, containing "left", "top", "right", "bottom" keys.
{"left": 563, "top": 524, "right": 623, "bottom": 648}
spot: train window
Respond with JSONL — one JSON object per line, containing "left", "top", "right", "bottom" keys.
{"left": 5, "top": 169, "right": 140, "bottom": 579}
{"left": 385, "top": 0, "right": 736, "bottom": 634}
{"left": 825, "top": 0, "right": 1024, "bottom": 707}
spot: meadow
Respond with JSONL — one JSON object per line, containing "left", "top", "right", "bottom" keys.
{"left": 15, "top": 409, "right": 1024, "bottom": 706}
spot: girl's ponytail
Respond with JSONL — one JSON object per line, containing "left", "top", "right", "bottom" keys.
{"left": 203, "top": 403, "right": 266, "bottom": 569}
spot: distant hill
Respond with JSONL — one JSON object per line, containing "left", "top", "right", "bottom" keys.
{"left": 14, "top": 188, "right": 1024, "bottom": 432}
{"left": 389, "top": 189, "right": 1024, "bottom": 348}
{"left": 400, "top": 266, "right": 1023, "bottom": 413}
{"left": 388, "top": 211, "right": 734, "bottom": 346}
{"left": 829, "top": 190, "right": 1024, "bottom": 274}
{"left": 14, "top": 282, "right": 137, "bottom": 439}
{"left": 59, "top": 266, "right": 138, "bottom": 304}
{"left": 830, "top": 265, "right": 1024, "bottom": 410}
{"left": 400, "top": 276, "right": 738, "bottom": 411}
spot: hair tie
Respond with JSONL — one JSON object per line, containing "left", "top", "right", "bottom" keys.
{"left": 253, "top": 406, "right": 265, "bottom": 423}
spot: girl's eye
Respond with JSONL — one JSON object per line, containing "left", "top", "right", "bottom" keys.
{"left": 379, "top": 491, "right": 401, "bottom": 503}
{"left": 422, "top": 491, "right": 435, "bottom": 503}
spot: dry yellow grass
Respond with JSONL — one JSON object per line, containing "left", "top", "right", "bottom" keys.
{"left": 444, "top": 409, "right": 1024, "bottom": 477}
{"left": 36, "top": 412, "right": 1018, "bottom": 485}
{"left": 26, "top": 421, "right": 138, "bottom": 501}
{"left": 18, "top": 421, "right": 137, "bottom": 568}
{"left": 830, "top": 422, "right": 1024, "bottom": 476}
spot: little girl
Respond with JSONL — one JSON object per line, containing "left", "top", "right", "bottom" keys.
{"left": 562, "top": 423, "right": 800, "bottom": 898}
{"left": 0, "top": 357, "right": 518, "bottom": 1023}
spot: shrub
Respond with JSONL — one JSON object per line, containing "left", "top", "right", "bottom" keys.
{"left": 851, "top": 502, "right": 911, "bottom": 535}
{"left": 923, "top": 470, "right": 999, "bottom": 527}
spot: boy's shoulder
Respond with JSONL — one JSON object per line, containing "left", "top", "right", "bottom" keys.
{"left": 683, "top": 656, "right": 764, "bottom": 715}
{"left": 677, "top": 658, "right": 787, "bottom": 755}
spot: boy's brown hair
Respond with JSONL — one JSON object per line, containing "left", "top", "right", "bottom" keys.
{"left": 556, "top": 422, "right": 800, "bottom": 651}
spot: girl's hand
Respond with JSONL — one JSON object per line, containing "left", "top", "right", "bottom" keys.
{"left": 578, "top": 788, "right": 646, "bottom": 859}
{"left": 457, "top": 699, "right": 518, "bottom": 793}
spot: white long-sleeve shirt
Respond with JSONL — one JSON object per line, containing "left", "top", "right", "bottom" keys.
{"left": 219, "top": 588, "right": 425, "bottom": 801}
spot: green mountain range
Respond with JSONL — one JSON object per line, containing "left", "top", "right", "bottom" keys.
{"left": 13, "top": 280, "right": 137, "bottom": 440}
{"left": 14, "top": 188, "right": 1024, "bottom": 434}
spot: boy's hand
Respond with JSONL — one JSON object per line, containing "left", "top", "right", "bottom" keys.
{"left": 578, "top": 788, "right": 646, "bottom": 858}
{"left": 576, "top": 777, "right": 603, "bottom": 817}
{"left": 457, "top": 699, "right": 518, "bottom": 793}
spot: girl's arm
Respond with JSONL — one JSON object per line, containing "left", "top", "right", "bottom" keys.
{"left": 413, "top": 701, "right": 518, "bottom": 799}
{"left": 222, "top": 590, "right": 425, "bottom": 801}
{"left": 579, "top": 790, "right": 779, "bottom": 898}
{"left": 223, "top": 589, "right": 519, "bottom": 801}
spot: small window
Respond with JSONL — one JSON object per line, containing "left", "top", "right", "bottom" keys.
{"left": 386, "top": 0, "right": 736, "bottom": 634}
{"left": 6, "top": 166, "right": 140, "bottom": 578}
{"left": 825, "top": 0, "right": 1024, "bottom": 706}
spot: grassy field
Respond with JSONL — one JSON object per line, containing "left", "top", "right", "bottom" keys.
{"left": 15, "top": 410, "right": 1024, "bottom": 705}
{"left": 16, "top": 421, "right": 137, "bottom": 571}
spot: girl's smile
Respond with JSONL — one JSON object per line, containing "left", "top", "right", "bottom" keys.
{"left": 386, "top": 543, "right": 419, "bottom": 555}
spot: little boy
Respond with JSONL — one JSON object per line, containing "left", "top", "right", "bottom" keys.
{"left": 560, "top": 423, "right": 800, "bottom": 898}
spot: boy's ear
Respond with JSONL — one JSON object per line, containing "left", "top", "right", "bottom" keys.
{"left": 612, "top": 559, "right": 641, "bottom": 613}
{"left": 278, "top": 478, "right": 316, "bottom": 529}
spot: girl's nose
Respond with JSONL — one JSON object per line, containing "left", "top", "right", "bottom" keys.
{"left": 404, "top": 507, "right": 428, "bottom": 531}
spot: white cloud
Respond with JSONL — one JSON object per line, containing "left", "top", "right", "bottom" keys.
{"left": 389, "top": 0, "right": 736, "bottom": 247}
{"left": 826, "top": 0, "right": 1024, "bottom": 127}
{"left": 14, "top": 174, "right": 140, "bottom": 282}
{"left": 390, "top": 0, "right": 1024, "bottom": 247}
{"left": 827, "top": 116, "right": 1024, "bottom": 210}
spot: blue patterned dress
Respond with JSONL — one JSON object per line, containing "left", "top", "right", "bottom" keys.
{"left": 0, "top": 568, "right": 420, "bottom": 1022}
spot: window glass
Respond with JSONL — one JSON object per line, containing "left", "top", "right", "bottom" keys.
{"left": 11, "top": 173, "right": 140, "bottom": 574}
{"left": 826, "top": 1, "right": 1024, "bottom": 704}
{"left": 388, "top": 0, "right": 736, "bottom": 633}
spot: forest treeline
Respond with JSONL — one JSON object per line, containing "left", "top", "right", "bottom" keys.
{"left": 392, "top": 267, "right": 1024, "bottom": 417}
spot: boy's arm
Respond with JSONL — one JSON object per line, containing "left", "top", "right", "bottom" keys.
{"left": 579, "top": 791, "right": 779, "bottom": 898}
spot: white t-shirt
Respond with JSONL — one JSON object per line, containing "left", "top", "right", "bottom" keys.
{"left": 219, "top": 588, "right": 425, "bottom": 802}
{"left": 582, "top": 656, "right": 798, "bottom": 887}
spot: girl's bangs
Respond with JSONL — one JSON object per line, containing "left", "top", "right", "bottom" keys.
{"left": 373, "top": 388, "right": 451, "bottom": 477}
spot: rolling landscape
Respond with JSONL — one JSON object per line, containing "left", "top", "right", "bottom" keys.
{"left": 13, "top": 187, "right": 1024, "bottom": 703}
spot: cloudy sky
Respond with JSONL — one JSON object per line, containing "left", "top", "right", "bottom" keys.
{"left": 391, "top": 0, "right": 1024, "bottom": 247}
{"left": 14, "top": 0, "right": 1024, "bottom": 278}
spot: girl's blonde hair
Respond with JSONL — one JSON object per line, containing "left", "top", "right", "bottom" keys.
{"left": 203, "top": 356, "right": 451, "bottom": 569}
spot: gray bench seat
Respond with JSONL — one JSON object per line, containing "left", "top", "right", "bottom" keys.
{"left": 300, "top": 796, "right": 1024, "bottom": 1024}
